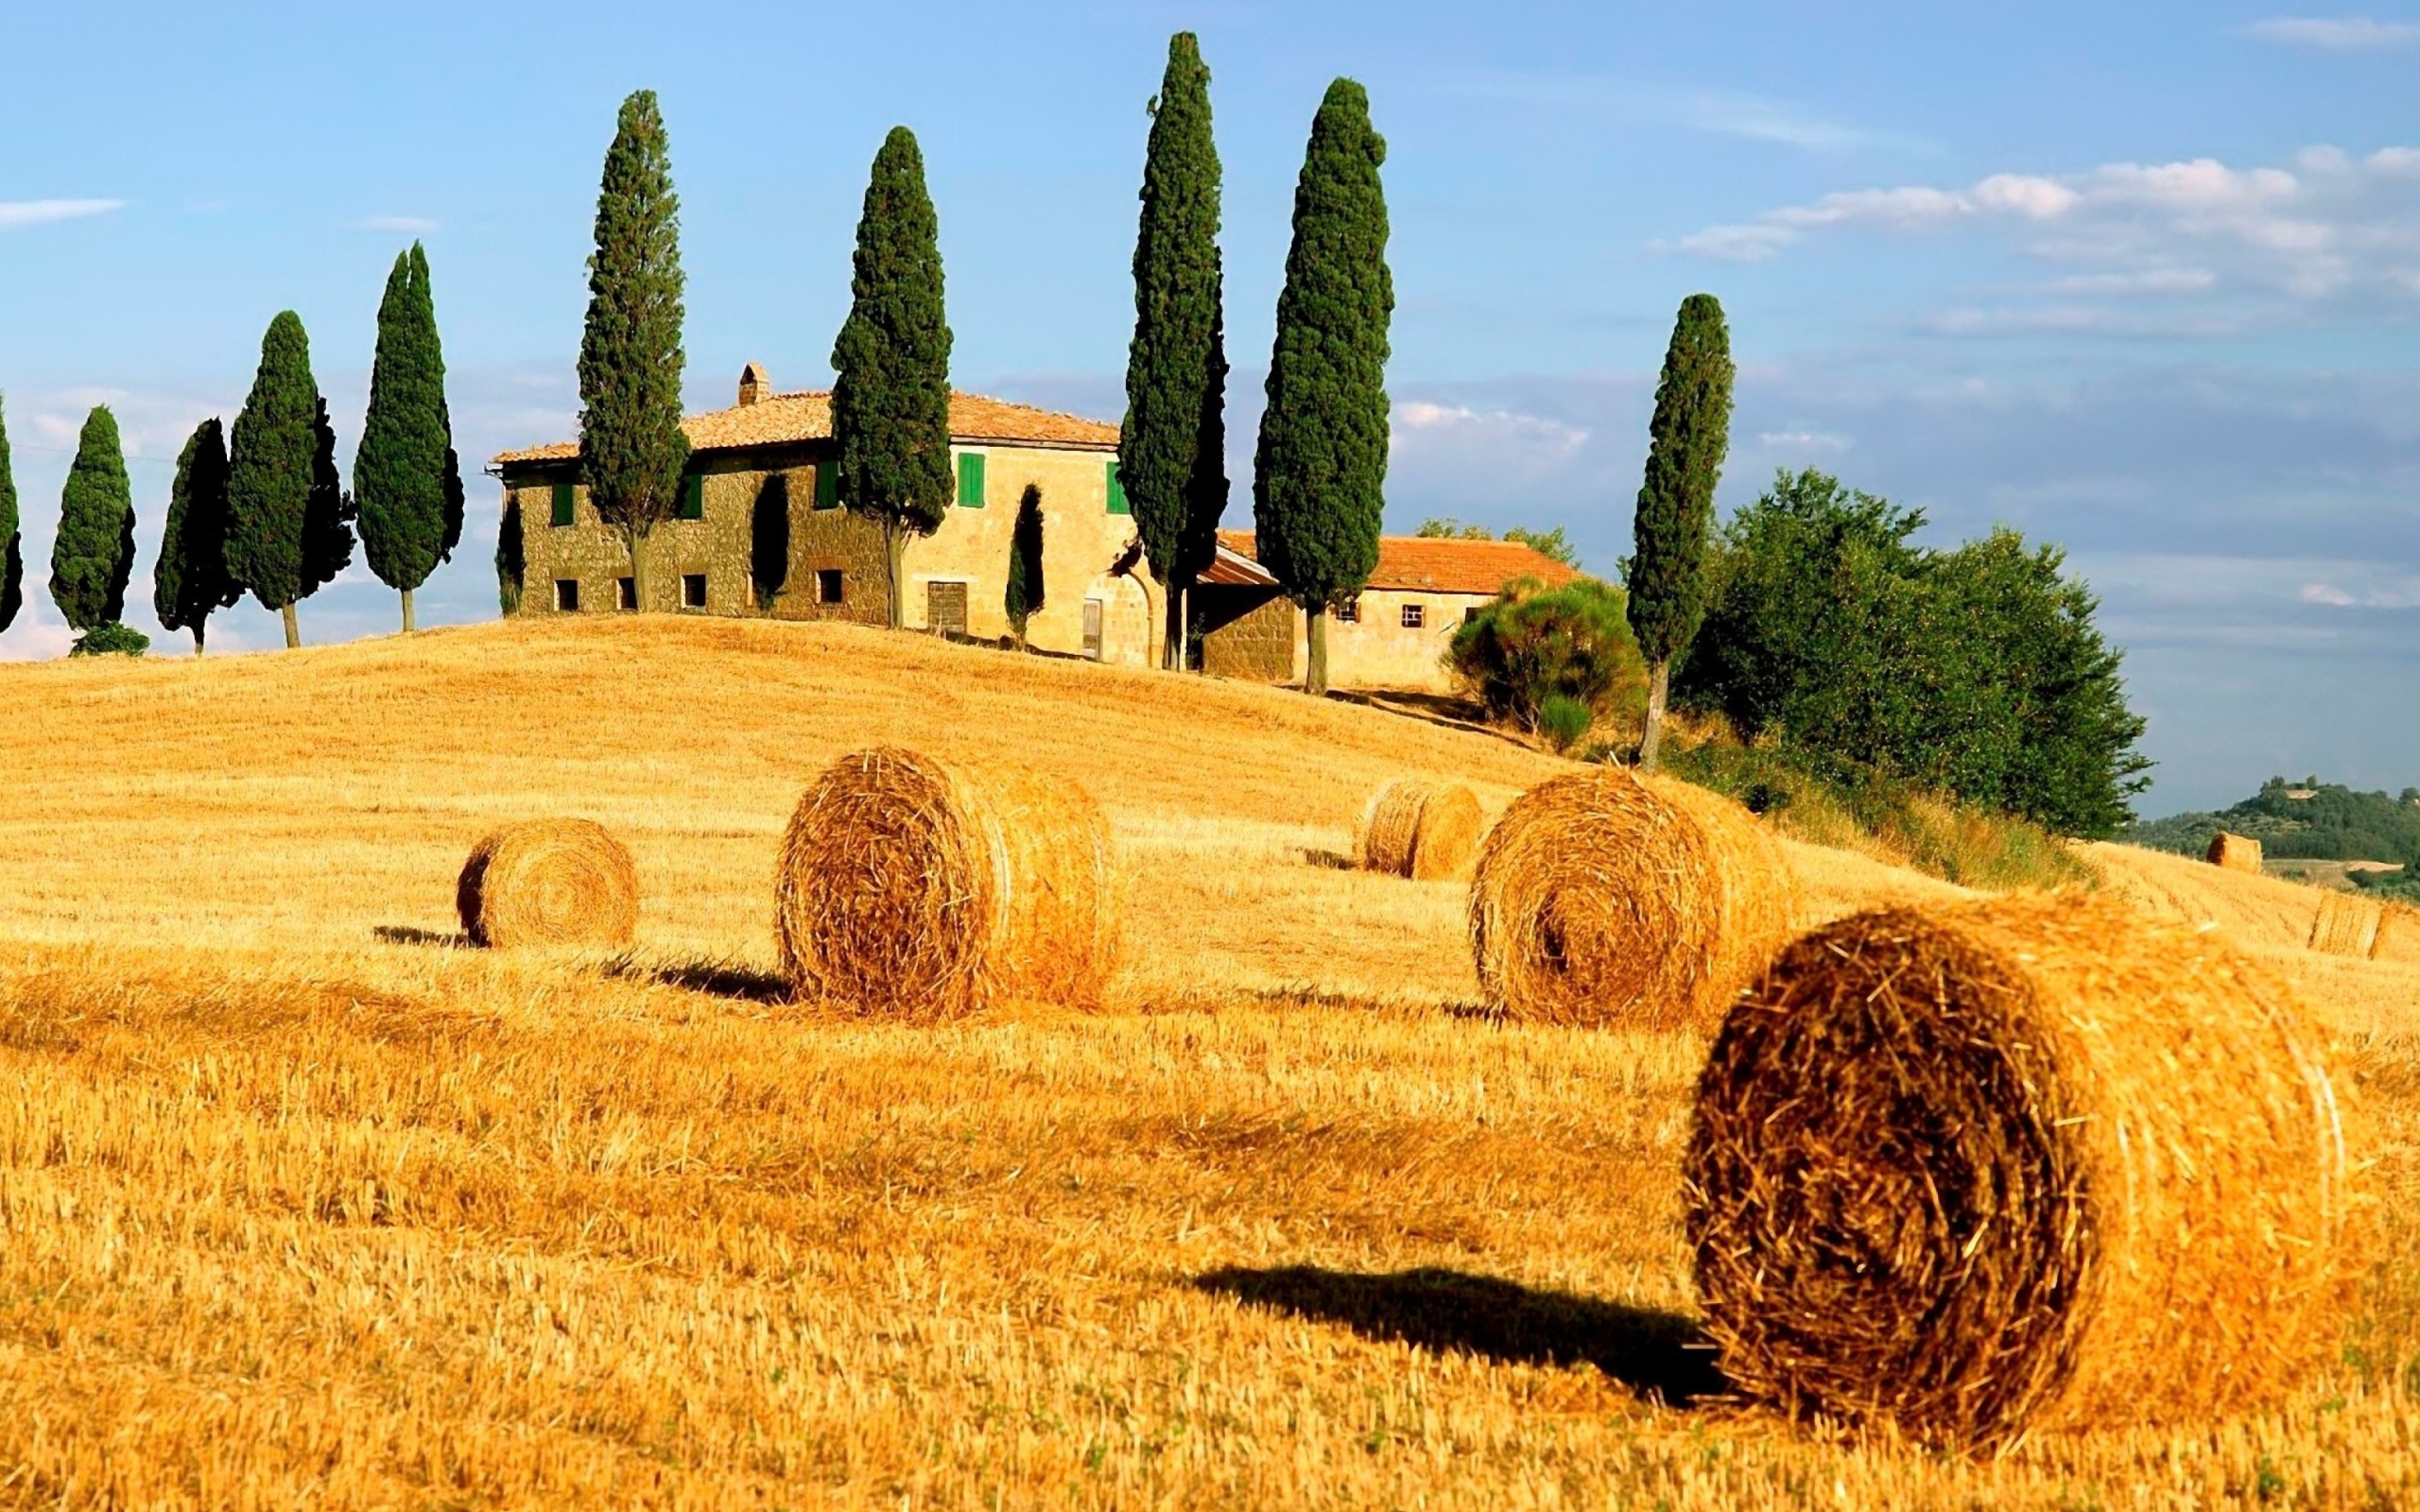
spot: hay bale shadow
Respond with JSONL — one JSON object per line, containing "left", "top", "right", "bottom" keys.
{"left": 1195, "top": 1264, "right": 1723, "bottom": 1406}
{"left": 603, "top": 957, "right": 792, "bottom": 1005}
{"left": 373, "top": 924, "right": 468, "bottom": 948}
{"left": 1303, "top": 847, "right": 1357, "bottom": 870}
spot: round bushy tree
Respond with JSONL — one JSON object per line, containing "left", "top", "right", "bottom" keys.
{"left": 50, "top": 405, "right": 137, "bottom": 634}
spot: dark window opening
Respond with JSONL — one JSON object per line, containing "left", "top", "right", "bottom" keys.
{"left": 678, "top": 473, "right": 704, "bottom": 521}
{"left": 1464, "top": 607, "right": 1482, "bottom": 626}
{"left": 1082, "top": 598, "right": 1104, "bottom": 658}
{"left": 554, "top": 578, "right": 580, "bottom": 612}
{"left": 549, "top": 482, "right": 575, "bottom": 527}
{"left": 1401, "top": 604, "right": 1426, "bottom": 629}
{"left": 681, "top": 573, "right": 707, "bottom": 609}
{"left": 616, "top": 576, "right": 637, "bottom": 610}
{"left": 1335, "top": 599, "right": 1359, "bottom": 624}
{"left": 817, "top": 568, "right": 845, "bottom": 604}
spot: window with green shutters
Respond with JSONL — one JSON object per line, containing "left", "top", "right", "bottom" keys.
{"left": 678, "top": 473, "right": 704, "bottom": 521}
{"left": 550, "top": 482, "right": 575, "bottom": 527}
{"left": 956, "top": 453, "right": 986, "bottom": 507}
{"left": 814, "top": 462, "right": 838, "bottom": 510}
{"left": 1106, "top": 460, "right": 1129, "bottom": 515}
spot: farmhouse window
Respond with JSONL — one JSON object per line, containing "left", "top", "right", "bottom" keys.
{"left": 616, "top": 576, "right": 636, "bottom": 610}
{"left": 682, "top": 573, "right": 707, "bottom": 609}
{"left": 1401, "top": 604, "right": 1426, "bottom": 629}
{"left": 817, "top": 568, "right": 844, "bottom": 604}
{"left": 1334, "top": 599, "right": 1358, "bottom": 623}
{"left": 678, "top": 474, "right": 704, "bottom": 521}
{"left": 1106, "top": 461, "right": 1129, "bottom": 515}
{"left": 927, "top": 580, "right": 969, "bottom": 637}
{"left": 553, "top": 578, "right": 579, "bottom": 612}
{"left": 814, "top": 463, "right": 838, "bottom": 510}
{"left": 550, "top": 483, "right": 575, "bottom": 527}
{"left": 956, "top": 453, "right": 986, "bottom": 507}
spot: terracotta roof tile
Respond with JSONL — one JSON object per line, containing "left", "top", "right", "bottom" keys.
{"left": 1217, "top": 531, "right": 1583, "bottom": 596}
{"left": 493, "top": 389, "right": 1118, "bottom": 467}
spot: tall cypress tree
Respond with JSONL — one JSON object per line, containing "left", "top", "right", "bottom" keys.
{"left": 578, "top": 89, "right": 688, "bottom": 609}
{"left": 832, "top": 126, "right": 953, "bottom": 630}
{"left": 227, "top": 310, "right": 322, "bottom": 648}
{"left": 156, "top": 417, "right": 240, "bottom": 653}
{"left": 495, "top": 496, "right": 526, "bottom": 615}
{"left": 1252, "top": 78, "right": 1393, "bottom": 696}
{"left": 0, "top": 393, "right": 21, "bottom": 634}
{"left": 300, "top": 395, "right": 356, "bottom": 599}
{"left": 1004, "top": 483, "right": 1046, "bottom": 647}
{"left": 356, "top": 243, "right": 454, "bottom": 632}
{"left": 1121, "top": 31, "right": 1228, "bottom": 671}
{"left": 427, "top": 245, "right": 466, "bottom": 566}
{"left": 1628, "top": 293, "right": 1735, "bottom": 769}
{"left": 50, "top": 405, "right": 137, "bottom": 636}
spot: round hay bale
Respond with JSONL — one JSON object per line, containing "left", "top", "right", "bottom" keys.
{"left": 456, "top": 819, "right": 640, "bottom": 949}
{"left": 1354, "top": 779, "right": 1486, "bottom": 881}
{"left": 1468, "top": 767, "right": 1793, "bottom": 1029}
{"left": 2206, "top": 830, "right": 2264, "bottom": 872}
{"left": 2308, "top": 887, "right": 2384, "bottom": 958}
{"left": 774, "top": 747, "right": 1120, "bottom": 1019}
{"left": 1685, "top": 894, "right": 2367, "bottom": 1452}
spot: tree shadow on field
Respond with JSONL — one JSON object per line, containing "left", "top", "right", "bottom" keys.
{"left": 374, "top": 924, "right": 468, "bottom": 948}
{"left": 1195, "top": 1264, "right": 1725, "bottom": 1406}
{"left": 603, "top": 956, "right": 792, "bottom": 1005}
{"left": 1303, "top": 847, "right": 1357, "bottom": 870}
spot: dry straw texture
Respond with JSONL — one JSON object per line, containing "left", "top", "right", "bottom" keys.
{"left": 1686, "top": 893, "right": 2368, "bottom": 1453}
{"left": 2375, "top": 901, "right": 2420, "bottom": 965}
{"left": 1469, "top": 767, "right": 1794, "bottom": 1030}
{"left": 1355, "top": 779, "right": 1486, "bottom": 881}
{"left": 775, "top": 747, "right": 1120, "bottom": 1019}
{"left": 2309, "top": 887, "right": 2386, "bottom": 959}
{"left": 2206, "top": 831, "right": 2264, "bottom": 872}
{"left": 454, "top": 818, "right": 639, "bottom": 949}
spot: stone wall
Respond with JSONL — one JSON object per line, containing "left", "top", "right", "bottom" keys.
{"left": 1195, "top": 588, "right": 1294, "bottom": 681}
{"left": 1290, "top": 587, "right": 1486, "bottom": 693}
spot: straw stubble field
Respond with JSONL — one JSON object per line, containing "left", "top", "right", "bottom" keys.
{"left": 0, "top": 615, "right": 2414, "bottom": 1508}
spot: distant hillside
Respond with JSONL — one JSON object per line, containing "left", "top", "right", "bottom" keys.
{"left": 2130, "top": 777, "right": 2420, "bottom": 873}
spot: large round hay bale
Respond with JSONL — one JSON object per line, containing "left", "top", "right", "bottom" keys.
{"left": 1685, "top": 894, "right": 2367, "bottom": 1452}
{"left": 2206, "top": 830, "right": 2263, "bottom": 872}
{"left": 456, "top": 819, "right": 640, "bottom": 949}
{"left": 1355, "top": 779, "right": 1485, "bottom": 881}
{"left": 774, "top": 747, "right": 1120, "bottom": 1019}
{"left": 2308, "top": 887, "right": 2384, "bottom": 958}
{"left": 1468, "top": 767, "right": 1792, "bottom": 1029}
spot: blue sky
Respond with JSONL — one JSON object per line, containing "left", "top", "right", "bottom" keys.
{"left": 3, "top": 2, "right": 2416, "bottom": 813}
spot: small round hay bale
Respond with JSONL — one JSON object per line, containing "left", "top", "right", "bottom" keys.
{"left": 2308, "top": 887, "right": 2383, "bottom": 958}
{"left": 1468, "top": 767, "right": 1793, "bottom": 1030}
{"left": 1355, "top": 779, "right": 1486, "bottom": 881}
{"left": 2206, "top": 830, "right": 2263, "bottom": 872}
{"left": 456, "top": 819, "right": 640, "bottom": 949}
{"left": 774, "top": 747, "right": 1120, "bottom": 1019}
{"left": 1685, "top": 894, "right": 2367, "bottom": 1452}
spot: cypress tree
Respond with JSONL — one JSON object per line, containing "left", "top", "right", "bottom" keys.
{"left": 50, "top": 405, "right": 137, "bottom": 635}
{"left": 156, "top": 417, "right": 240, "bottom": 653}
{"left": 496, "top": 496, "right": 526, "bottom": 615}
{"left": 0, "top": 393, "right": 21, "bottom": 635}
{"left": 578, "top": 89, "right": 689, "bottom": 609}
{"left": 227, "top": 310, "right": 322, "bottom": 647}
{"left": 1005, "top": 483, "right": 1046, "bottom": 647}
{"left": 1627, "top": 293, "right": 1735, "bottom": 769}
{"left": 300, "top": 394, "right": 356, "bottom": 598}
{"left": 832, "top": 126, "right": 953, "bottom": 629}
{"left": 1252, "top": 78, "right": 1393, "bottom": 696}
{"left": 1121, "top": 31, "right": 1228, "bottom": 670}
{"left": 356, "top": 243, "right": 454, "bottom": 632}
{"left": 427, "top": 245, "right": 466, "bottom": 564}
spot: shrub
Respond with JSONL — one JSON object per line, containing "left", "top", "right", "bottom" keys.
{"left": 1536, "top": 695, "right": 1593, "bottom": 754}
{"left": 71, "top": 622, "right": 148, "bottom": 658}
{"left": 1446, "top": 576, "right": 1646, "bottom": 734}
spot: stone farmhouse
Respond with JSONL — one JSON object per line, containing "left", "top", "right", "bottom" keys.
{"left": 493, "top": 366, "right": 1582, "bottom": 692}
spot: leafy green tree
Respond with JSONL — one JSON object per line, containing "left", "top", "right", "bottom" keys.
{"left": 1413, "top": 517, "right": 1582, "bottom": 566}
{"left": 496, "top": 496, "right": 526, "bottom": 615}
{"left": 578, "top": 89, "right": 689, "bottom": 609}
{"left": 1446, "top": 576, "right": 1647, "bottom": 733}
{"left": 227, "top": 310, "right": 322, "bottom": 647}
{"left": 833, "top": 126, "right": 953, "bottom": 629}
{"left": 301, "top": 395, "right": 356, "bottom": 598}
{"left": 70, "top": 622, "right": 147, "bottom": 657}
{"left": 1005, "top": 483, "right": 1046, "bottom": 646}
{"left": 0, "top": 392, "right": 21, "bottom": 634}
{"left": 1252, "top": 78, "right": 1393, "bottom": 696}
{"left": 1121, "top": 31, "right": 1229, "bottom": 670}
{"left": 356, "top": 243, "right": 456, "bottom": 631}
{"left": 1628, "top": 293, "right": 1735, "bottom": 769}
{"left": 50, "top": 406, "right": 137, "bottom": 636}
{"left": 156, "top": 417, "right": 240, "bottom": 653}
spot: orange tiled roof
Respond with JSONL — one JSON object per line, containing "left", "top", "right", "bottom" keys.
{"left": 1217, "top": 530, "right": 1583, "bottom": 596}
{"left": 493, "top": 389, "right": 1118, "bottom": 466}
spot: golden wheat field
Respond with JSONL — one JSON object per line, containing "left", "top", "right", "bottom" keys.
{"left": 0, "top": 614, "right": 2416, "bottom": 1509}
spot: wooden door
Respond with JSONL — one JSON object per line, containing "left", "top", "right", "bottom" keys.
{"left": 927, "top": 580, "right": 969, "bottom": 638}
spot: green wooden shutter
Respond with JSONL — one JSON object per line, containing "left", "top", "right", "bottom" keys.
{"left": 678, "top": 473, "right": 704, "bottom": 520}
{"left": 550, "top": 482, "right": 575, "bottom": 527}
{"left": 814, "top": 462, "right": 838, "bottom": 509}
{"left": 956, "top": 453, "right": 986, "bottom": 507}
{"left": 1106, "top": 460, "right": 1129, "bottom": 515}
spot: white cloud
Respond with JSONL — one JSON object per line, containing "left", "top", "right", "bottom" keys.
{"left": 2051, "top": 267, "right": 2220, "bottom": 295}
{"left": 358, "top": 215, "right": 438, "bottom": 233}
{"left": 1754, "top": 429, "right": 1850, "bottom": 453}
{"left": 1392, "top": 400, "right": 1589, "bottom": 450}
{"left": 2247, "top": 16, "right": 2420, "bottom": 47}
{"left": 0, "top": 198, "right": 123, "bottom": 230}
{"left": 2302, "top": 582, "right": 2360, "bottom": 605}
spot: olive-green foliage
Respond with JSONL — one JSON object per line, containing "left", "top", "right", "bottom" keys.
{"left": 1678, "top": 468, "right": 2152, "bottom": 838}
{"left": 2133, "top": 778, "right": 2420, "bottom": 866}
{"left": 579, "top": 90, "right": 690, "bottom": 557}
{"left": 301, "top": 396, "right": 356, "bottom": 596}
{"left": 1414, "top": 517, "right": 1582, "bottom": 567}
{"left": 1005, "top": 484, "right": 1046, "bottom": 640}
{"left": 1445, "top": 576, "right": 1647, "bottom": 732}
{"left": 833, "top": 127, "right": 954, "bottom": 571}
{"left": 0, "top": 392, "right": 21, "bottom": 633}
{"left": 156, "top": 418, "right": 240, "bottom": 649}
{"left": 495, "top": 496, "right": 526, "bottom": 616}
{"left": 1536, "top": 695, "right": 1594, "bottom": 754}
{"left": 1253, "top": 77, "right": 1392, "bottom": 615}
{"left": 70, "top": 622, "right": 148, "bottom": 658}
{"left": 226, "top": 311, "right": 320, "bottom": 612}
{"left": 1627, "top": 294, "right": 1734, "bottom": 667}
{"left": 50, "top": 406, "right": 137, "bottom": 633}
{"left": 1121, "top": 32, "right": 1229, "bottom": 603}
{"left": 356, "top": 244, "right": 455, "bottom": 595}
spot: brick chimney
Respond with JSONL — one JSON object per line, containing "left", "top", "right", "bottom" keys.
{"left": 737, "top": 361, "right": 769, "bottom": 407}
